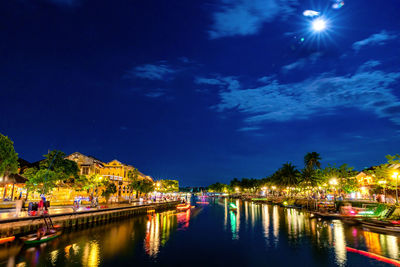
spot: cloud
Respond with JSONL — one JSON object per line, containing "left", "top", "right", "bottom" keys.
{"left": 212, "top": 62, "right": 400, "bottom": 125}
{"left": 126, "top": 63, "right": 176, "bottom": 80}
{"left": 209, "top": 0, "right": 298, "bottom": 39}
{"left": 352, "top": 30, "right": 398, "bottom": 51}
{"left": 281, "top": 52, "right": 322, "bottom": 72}
{"left": 258, "top": 76, "right": 274, "bottom": 83}
{"left": 357, "top": 60, "right": 381, "bottom": 72}
{"left": 144, "top": 88, "right": 167, "bottom": 98}
{"left": 195, "top": 76, "right": 240, "bottom": 90}
{"left": 282, "top": 59, "right": 307, "bottom": 72}
{"left": 237, "top": 126, "right": 261, "bottom": 132}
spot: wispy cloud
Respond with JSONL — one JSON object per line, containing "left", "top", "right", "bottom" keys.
{"left": 212, "top": 61, "right": 400, "bottom": 125}
{"left": 126, "top": 63, "right": 177, "bottom": 80}
{"left": 281, "top": 52, "right": 322, "bottom": 72}
{"left": 352, "top": 30, "right": 398, "bottom": 51}
{"left": 282, "top": 59, "right": 307, "bottom": 72}
{"left": 144, "top": 88, "right": 167, "bottom": 98}
{"left": 209, "top": 0, "right": 298, "bottom": 39}
{"left": 195, "top": 76, "right": 240, "bottom": 90}
{"left": 237, "top": 126, "right": 261, "bottom": 132}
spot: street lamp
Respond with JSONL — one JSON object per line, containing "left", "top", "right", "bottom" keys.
{"left": 392, "top": 172, "right": 399, "bottom": 204}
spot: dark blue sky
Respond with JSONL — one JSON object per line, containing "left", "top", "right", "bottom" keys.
{"left": 1, "top": 0, "right": 400, "bottom": 186}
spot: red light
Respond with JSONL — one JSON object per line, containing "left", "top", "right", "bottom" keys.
{"left": 346, "top": 247, "right": 400, "bottom": 266}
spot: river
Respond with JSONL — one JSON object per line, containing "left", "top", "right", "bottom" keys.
{"left": 1, "top": 197, "right": 399, "bottom": 266}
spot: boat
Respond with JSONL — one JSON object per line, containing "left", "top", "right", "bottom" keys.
{"left": 176, "top": 203, "right": 191, "bottom": 211}
{"left": 362, "top": 224, "right": 400, "bottom": 235}
{"left": 311, "top": 211, "right": 357, "bottom": 220}
{"left": 229, "top": 203, "right": 238, "bottom": 212}
{"left": 0, "top": 236, "right": 15, "bottom": 245}
{"left": 20, "top": 230, "right": 62, "bottom": 245}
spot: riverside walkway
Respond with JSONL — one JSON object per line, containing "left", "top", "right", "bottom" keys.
{"left": 0, "top": 200, "right": 173, "bottom": 223}
{"left": 0, "top": 200, "right": 179, "bottom": 236}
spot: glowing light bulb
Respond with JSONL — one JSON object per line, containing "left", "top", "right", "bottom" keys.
{"left": 312, "top": 18, "right": 327, "bottom": 32}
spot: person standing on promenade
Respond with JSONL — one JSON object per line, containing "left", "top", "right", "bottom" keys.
{"left": 15, "top": 198, "right": 22, "bottom": 217}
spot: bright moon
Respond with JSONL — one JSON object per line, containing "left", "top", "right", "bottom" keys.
{"left": 312, "top": 18, "right": 327, "bottom": 32}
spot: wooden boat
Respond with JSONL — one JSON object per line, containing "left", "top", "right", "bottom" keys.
{"left": 0, "top": 236, "right": 15, "bottom": 245}
{"left": 20, "top": 230, "right": 62, "bottom": 245}
{"left": 362, "top": 224, "right": 400, "bottom": 235}
{"left": 176, "top": 203, "right": 191, "bottom": 211}
{"left": 311, "top": 212, "right": 357, "bottom": 220}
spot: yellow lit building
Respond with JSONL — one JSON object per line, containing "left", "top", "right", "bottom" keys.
{"left": 66, "top": 152, "right": 104, "bottom": 177}
{"left": 101, "top": 159, "right": 153, "bottom": 199}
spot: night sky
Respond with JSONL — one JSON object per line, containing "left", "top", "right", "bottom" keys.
{"left": 1, "top": 0, "right": 400, "bottom": 186}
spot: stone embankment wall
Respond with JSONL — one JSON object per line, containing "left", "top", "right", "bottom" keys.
{"left": 0, "top": 201, "right": 179, "bottom": 237}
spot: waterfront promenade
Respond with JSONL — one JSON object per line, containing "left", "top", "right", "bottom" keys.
{"left": 0, "top": 200, "right": 179, "bottom": 237}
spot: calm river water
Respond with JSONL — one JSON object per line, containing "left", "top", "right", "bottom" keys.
{"left": 1, "top": 198, "right": 399, "bottom": 266}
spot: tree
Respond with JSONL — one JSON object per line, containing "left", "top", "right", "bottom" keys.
{"left": 127, "top": 168, "right": 140, "bottom": 198}
{"left": 24, "top": 168, "right": 59, "bottom": 195}
{"left": 300, "top": 167, "right": 322, "bottom": 188}
{"left": 0, "top": 133, "right": 19, "bottom": 179}
{"left": 279, "top": 163, "right": 300, "bottom": 188}
{"left": 304, "top": 152, "right": 322, "bottom": 170}
{"left": 24, "top": 150, "right": 80, "bottom": 197}
{"left": 159, "top": 180, "right": 179, "bottom": 193}
{"left": 40, "top": 150, "right": 79, "bottom": 182}
{"left": 101, "top": 180, "right": 117, "bottom": 203}
{"left": 208, "top": 182, "right": 229, "bottom": 193}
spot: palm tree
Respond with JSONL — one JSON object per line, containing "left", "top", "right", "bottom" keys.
{"left": 304, "top": 152, "right": 322, "bottom": 169}
{"left": 279, "top": 163, "right": 300, "bottom": 188}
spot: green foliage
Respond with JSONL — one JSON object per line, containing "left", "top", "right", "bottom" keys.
{"left": 0, "top": 133, "right": 19, "bottom": 178}
{"left": 101, "top": 180, "right": 117, "bottom": 201}
{"left": 24, "top": 168, "right": 58, "bottom": 194}
{"left": 75, "top": 174, "right": 103, "bottom": 195}
{"left": 304, "top": 152, "right": 321, "bottom": 169}
{"left": 40, "top": 150, "right": 79, "bottom": 181}
{"left": 208, "top": 182, "right": 229, "bottom": 193}
{"left": 270, "top": 163, "right": 300, "bottom": 188}
{"left": 299, "top": 168, "right": 322, "bottom": 188}
{"left": 158, "top": 180, "right": 179, "bottom": 193}
{"left": 24, "top": 150, "right": 80, "bottom": 195}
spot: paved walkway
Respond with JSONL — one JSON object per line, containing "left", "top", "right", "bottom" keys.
{"left": 0, "top": 200, "right": 175, "bottom": 222}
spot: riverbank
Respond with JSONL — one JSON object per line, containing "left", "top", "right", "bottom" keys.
{"left": 0, "top": 201, "right": 179, "bottom": 237}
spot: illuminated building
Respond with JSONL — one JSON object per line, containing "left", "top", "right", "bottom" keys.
{"left": 66, "top": 152, "right": 104, "bottom": 176}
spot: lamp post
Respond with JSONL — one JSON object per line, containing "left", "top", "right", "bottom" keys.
{"left": 392, "top": 172, "right": 399, "bottom": 204}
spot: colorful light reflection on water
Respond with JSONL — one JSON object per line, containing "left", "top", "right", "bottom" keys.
{"left": 1, "top": 199, "right": 400, "bottom": 266}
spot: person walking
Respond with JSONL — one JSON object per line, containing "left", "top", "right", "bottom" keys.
{"left": 15, "top": 198, "right": 22, "bottom": 217}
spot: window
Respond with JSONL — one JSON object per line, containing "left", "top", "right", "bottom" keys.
{"left": 82, "top": 167, "right": 89, "bottom": 175}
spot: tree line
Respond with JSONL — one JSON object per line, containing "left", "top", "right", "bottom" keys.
{"left": 0, "top": 133, "right": 179, "bottom": 201}
{"left": 208, "top": 152, "right": 400, "bottom": 195}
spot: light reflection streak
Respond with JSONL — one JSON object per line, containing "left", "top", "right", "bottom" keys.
{"left": 333, "top": 221, "right": 347, "bottom": 265}
{"left": 50, "top": 250, "right": 58, "bottom": 266}
{"left": 386, "top": 235, "right": 399, "bottom": 259}
{"left": 272, "top": 205, "right": 279, "bottom": 243}
{"left": 145, "top": 211, "right": 179, "bottom": 257}
{"left": 262, "top": 205, "right": 270, "bottom": 244}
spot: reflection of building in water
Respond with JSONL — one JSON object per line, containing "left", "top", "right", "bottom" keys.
{"left": 385, "top": 235, "right": 399, "bottom": 259}
{"left": 229, "top": 199, "right": 240, "bottom": 240}
{"left": 272, "top": 205, "right": 279, "bottom": 243}
{"left": 262, "top": 205, "right": 270, "bottom": 244}
{"left": 363, "top": 231, "right": 382, "bottom": 255}
{"left": 333, "top": 221, "right": 347, "bottom": 265}
{"left": 177, "top": 209, "right": 191, "bottom": 230}
{"left": 82, "top": 241, "right": 100, "bottom": 267}
{"left": 145, "top": 211, "right": 178, "bottom": 257}
{"left": 224, "top": 198, "right": 228, "bottom": 230}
